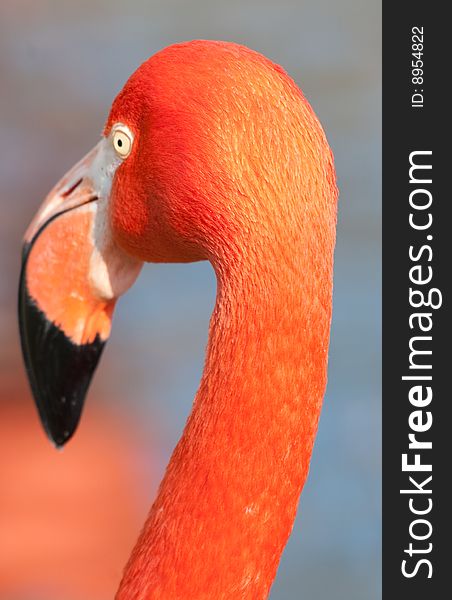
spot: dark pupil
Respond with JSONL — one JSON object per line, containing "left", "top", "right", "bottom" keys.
{"left": 117, "top": 138, "right": 123, "bottom": 147}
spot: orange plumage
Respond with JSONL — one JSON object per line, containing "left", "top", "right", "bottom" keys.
{"left": 109, "top": 41, "right": 337, "bottom": 598}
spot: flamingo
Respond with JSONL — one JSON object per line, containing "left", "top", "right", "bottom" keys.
{"left": 18, "top": 41, "right": 337, "bottom": 598}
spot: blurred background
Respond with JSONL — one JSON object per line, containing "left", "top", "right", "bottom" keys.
{"left": 0, "top": 1, "right": 381, "bottom": 599}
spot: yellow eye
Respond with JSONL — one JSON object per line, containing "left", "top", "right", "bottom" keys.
{"left": 112, "top": 126, "right": 133, "bottom": 158}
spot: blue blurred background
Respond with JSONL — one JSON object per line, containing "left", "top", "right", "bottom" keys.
{"left": 0, "top": 1, "right": 381, "bottom": 598}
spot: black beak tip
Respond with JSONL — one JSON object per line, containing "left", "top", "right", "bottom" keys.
{"left": 49, "top": 423, "right": 76, "bottom": 449}
{"left": 18, "top": 259, "right": 105, "bottom": 448}
{"left": 43, "top": 404, "right": 81, "bottom": 449}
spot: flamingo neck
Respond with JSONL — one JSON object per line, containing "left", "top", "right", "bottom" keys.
{"left": 116, "top": 223, "right": 335, "bottom": 599}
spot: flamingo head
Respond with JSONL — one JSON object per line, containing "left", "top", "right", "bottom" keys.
{"left": 19, "top": 41, "right": 336, "bottom": 446}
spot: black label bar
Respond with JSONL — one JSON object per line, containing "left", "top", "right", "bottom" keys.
{"left": 383, "top": 3, "right": 450, "bottom": 597}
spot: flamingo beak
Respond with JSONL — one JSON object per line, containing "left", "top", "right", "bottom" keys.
{"left": 19, "top": 141, "right": 142, "bottom": 447}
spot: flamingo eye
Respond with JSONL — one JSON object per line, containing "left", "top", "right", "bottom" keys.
{"left": 112, "top": 125, "right": 133, "bottom": 158}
